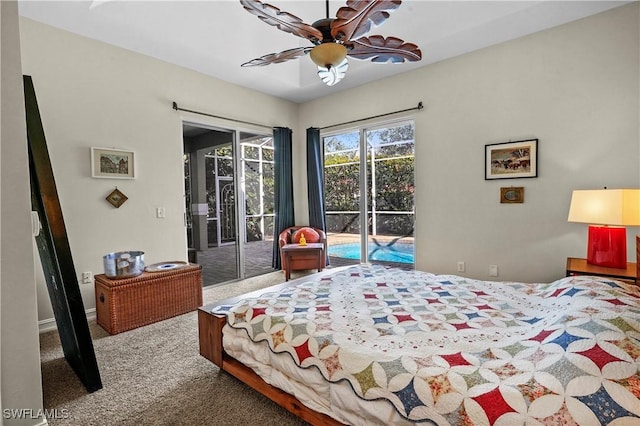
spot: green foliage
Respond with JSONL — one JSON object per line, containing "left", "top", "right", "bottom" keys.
{"left": 324, "top": 124, "right": 415, "bottom": 237}
{"left": 374, "top": 157, "right": 414, "bottom": 212}
{"left": 324, "top": 155, "right": 414, "bottom": 236}
{"left": 325, "top": 163, "right": 360, "bottom": 211}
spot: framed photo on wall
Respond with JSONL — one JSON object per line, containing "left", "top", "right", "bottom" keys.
{"left": 105, "top": 188, "right": 128, "bottom": 208}
{"left": 91, "top": 147, "right": 135, "bottom": 179}
{"left": 485, "top": 139, "right": 538, "bottom": 180}
{"left": 500, "top": 187, "right": 525, "bottom": 203}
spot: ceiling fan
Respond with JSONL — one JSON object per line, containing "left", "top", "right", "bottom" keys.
{"left": 239, "top": 0, "right": 422, "bottom": 86}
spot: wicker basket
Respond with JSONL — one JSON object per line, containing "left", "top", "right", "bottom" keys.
{"left": 95, "top": 263, "right": 202, "bottom": 334}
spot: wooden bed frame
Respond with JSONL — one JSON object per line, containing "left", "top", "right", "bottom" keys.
{"left": 198, "top": 268, "right": 346, "bottom": 426}
{"left": 198, "top": 239, "right": 640, "bottom": 425}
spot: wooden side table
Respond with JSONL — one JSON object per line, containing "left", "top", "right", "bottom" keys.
{"left": 281, "top": 242, "right": 325, "bottom": 281}
{"left": 566, "top": 257, "right": 637, "bottom": 284}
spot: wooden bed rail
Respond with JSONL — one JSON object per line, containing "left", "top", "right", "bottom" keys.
{"left": 198, "top": 302, "right": 345, "bottom": 426}
{"left": 197, "top": 307, "right": 226, "bottom": 367}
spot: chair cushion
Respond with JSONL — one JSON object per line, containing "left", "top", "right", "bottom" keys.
{"left": 292, "top": 227, "right": 321, "bottom": 244}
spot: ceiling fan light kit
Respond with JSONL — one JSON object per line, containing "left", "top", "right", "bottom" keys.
{"left": 317, "top": 58, "right": 349, "bottom": 86}
{"left": 239, "top": 0, "right": 422, "bottom": 86}
{"left": 309, "top": 43, "right": 348, "bottom": 68}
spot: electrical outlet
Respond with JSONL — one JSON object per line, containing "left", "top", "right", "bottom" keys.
{"left": 489, "top": 265, "right": 498, "bottom": 277}
{"left": 457, "top": 261, "right": 465, "bottom": 272}
{"left": 82, "top": 272, "right": 93, "bottom": 284}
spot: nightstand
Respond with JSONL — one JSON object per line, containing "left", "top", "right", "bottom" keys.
{"left": 281, "top": 243, "right": 325, "bottom": 281}
{"left": 566, "top": 257, "right": 637, "bottom": 284}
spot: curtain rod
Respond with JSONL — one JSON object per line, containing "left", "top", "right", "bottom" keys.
{"left": 320, "top": 102, "right": 423, "bottom": 131}
{"left": 172, "top": 102, "right": 274, "bottom": 130}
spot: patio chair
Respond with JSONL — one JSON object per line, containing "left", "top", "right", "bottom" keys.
{"left": 278, "top": 226, "right": 327, "bottom": 279}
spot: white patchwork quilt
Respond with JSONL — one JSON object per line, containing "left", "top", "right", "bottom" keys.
{"left": 214, "top": 265, "right": 640, "bottom": 425}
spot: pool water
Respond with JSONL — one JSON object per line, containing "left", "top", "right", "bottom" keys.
{"left": 328, "top": 242, "right": 414, "bottom": 264}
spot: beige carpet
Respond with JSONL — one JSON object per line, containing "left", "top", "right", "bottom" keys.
{"left": 39, "top": 270, "right": 315, "bottom": 426}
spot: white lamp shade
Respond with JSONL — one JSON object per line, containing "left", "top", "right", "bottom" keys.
{"left": 568, "top": 189, "right": 640, "bottom": 226}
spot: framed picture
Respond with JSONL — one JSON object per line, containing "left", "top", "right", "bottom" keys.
{"left": 485, "top": 139, "right": 538, "bottom": 180}
{"left": 500, "top": 187, "right": 524, "bottom": 203}
{"left": 91, "top": 147, "right": 135, "bottom": 179}
{"left": 105, "top": 188, "right": 128, "bottom": 208}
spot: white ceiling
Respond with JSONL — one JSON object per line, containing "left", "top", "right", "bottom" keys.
{"left": 18, "top": 0, "right": 629, "bottom": 103}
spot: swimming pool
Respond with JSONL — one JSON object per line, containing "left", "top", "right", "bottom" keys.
{"left": 328, "top": 242, "right": 414, "bottom": 264}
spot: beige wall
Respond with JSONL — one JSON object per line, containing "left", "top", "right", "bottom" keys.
{"left": 297, "top": 3, "right": 640, "bottom": 283}
{"left": 18, "top": 17, "right": 299, "bottom": 323}
{"left": 19, "top": 3, "right": 640, "bottom": 326}
{"left": 1, "top": 2, "right": 45, "bottom": 425}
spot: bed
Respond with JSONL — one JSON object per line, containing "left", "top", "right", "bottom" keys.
{"left": 198, "top": 256, "right": 640, "bottom": 425}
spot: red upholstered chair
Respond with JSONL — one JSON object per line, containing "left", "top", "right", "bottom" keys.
{"left": 278, "top": 226, "right": 327, "bottom": 279}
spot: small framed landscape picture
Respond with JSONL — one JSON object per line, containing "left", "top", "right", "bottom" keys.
{"left": 91, "top": 147, "right": 135, "bottom": 179}
{"left": 500, "top": 187, "right": 524, "bottom": 203}
{"left": 105, "top": 188, "right": 128, "bottom": 208}
{"left": 485, "top": 139, "right": 538, "bottom": 180}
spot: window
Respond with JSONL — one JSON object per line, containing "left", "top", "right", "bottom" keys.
{"left": 323, "top": 121, "right": 415, "bottom": 268}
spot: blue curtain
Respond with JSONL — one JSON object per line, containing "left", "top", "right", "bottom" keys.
{"left": 306, "top": 127, "right": 326, "bottom": 232}
{"left": 307, "top": 127, "right": 329, "bottom": 266}
{"left": 272, "top": 127, "right": 294, "bottom": 269}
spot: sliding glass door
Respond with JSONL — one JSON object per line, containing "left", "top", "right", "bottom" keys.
{"left": 365, "top": 123, "right": 415, "bottom": 266}
{"left": 183, "top": 124, "right": 275, "bottom": 286}
{"left": 323, "top": 131, "right": 363, "bottom": 266}
{"left": 323, "top": 121, "right": 415, "bottom": 269}
{"left": 239, "top": 133, "right": 275, "bottom": 278}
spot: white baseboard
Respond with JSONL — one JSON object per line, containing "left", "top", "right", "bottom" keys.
{"left": 38, "top": 308, "right": 96, "bottom": 334}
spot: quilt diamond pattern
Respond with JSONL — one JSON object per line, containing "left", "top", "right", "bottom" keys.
{"left": 214, "top": 265, "right": 640, "bottom": 425}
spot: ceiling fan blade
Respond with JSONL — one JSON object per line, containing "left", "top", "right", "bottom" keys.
{"left": 346, "top": 35, "right": 422, "bottom": 63}
{"left": 240, "top": 0, "right": 323, "bottom": 43}
{"left": 241, "top": 47, "right": 311, "bottom": 67}
{"left": 331, "top": 0, "right": 401, "bottom": 42}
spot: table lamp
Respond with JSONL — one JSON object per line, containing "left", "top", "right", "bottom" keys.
{"left": 568, "top": 189, "right": 640, "bottom": 268}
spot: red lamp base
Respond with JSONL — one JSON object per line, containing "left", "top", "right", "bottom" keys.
{"left": 586, "top": 225, "right": 627, "bottom": 269}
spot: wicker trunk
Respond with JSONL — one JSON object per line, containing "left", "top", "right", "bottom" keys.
{"left": 95, "top": 264, "right": 202, "bottom": 334}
